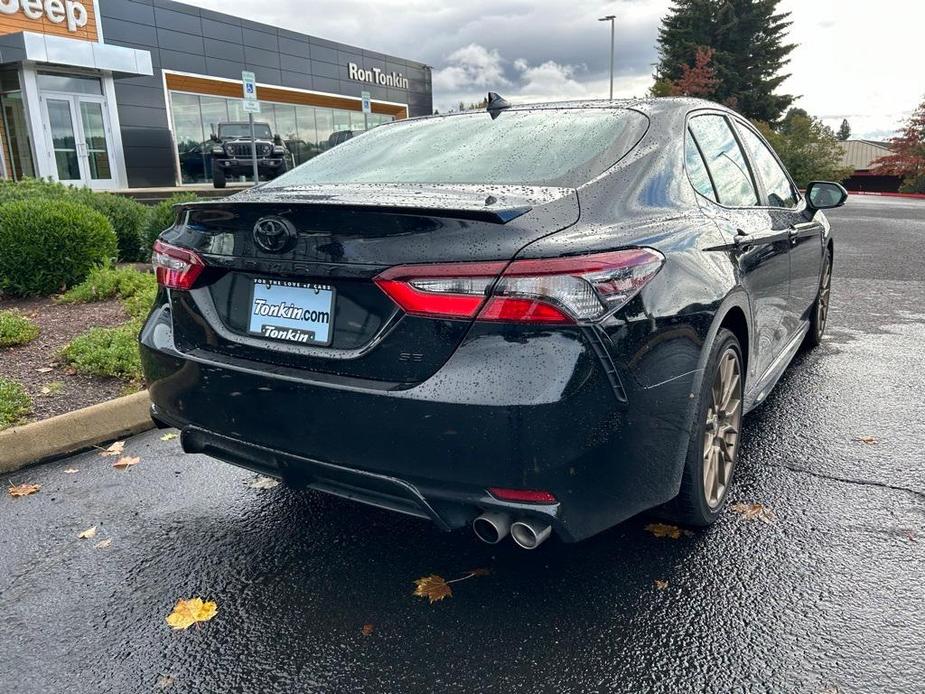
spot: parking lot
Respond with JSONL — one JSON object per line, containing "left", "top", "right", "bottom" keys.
{"left": 2, "top": 195, "right": 923, "bottom": 693}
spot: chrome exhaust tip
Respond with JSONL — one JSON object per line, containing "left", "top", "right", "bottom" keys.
{"left": 510, "top": 518, "right": 552, "bottom": 550}
{"left": 472, "top": 511, "right": 511, "bottom": 544}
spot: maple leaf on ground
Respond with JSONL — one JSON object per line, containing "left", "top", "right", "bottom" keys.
{"left": 112, "top": 456, "right": 140, "bottom": 470}
{"left": 413, "top": 575, "right": 453, "bottom": 604}
{"left": 645, "top": 522, "right": 684, "bottom": 539}
{"left": 160, "top": 432, "right": 178, "bottom": 441}
{"left": 155, "top": 674, "right": 175, "bottom": 690}
{"left": 100, "top": 441, "right": 125, "bottom": 457}
{"left": 361, "top": 624, "right": 374, "bottom": 636}
{"left": 730, "top": 502, "right": 776, "bottom": 525}
{"left": 78, "top": 526, "right": 98, "bottom": 539}
{"left": 853, "top": 435, "right": 878, "bottom": 445}
{"left": 165, "top": 598, "right": 218, "bottom": 630}
{"left": 63, "top": 468, "right": 79, "bottom": 474}
{"left": 94, "top": 538, "right": 112, "bottom": 549}
{"left": 654, "top": 580, "right": 669, "bottom": 590}
{"left": 247, "top": 476, "right": 279, "bottom": 490}
{"left": 8, "top": 483, "right": 41, "bottom": 498}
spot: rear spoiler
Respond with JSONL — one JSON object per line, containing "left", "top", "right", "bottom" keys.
{"left": 179, "top": 183, "right": 577, "bottom": 225}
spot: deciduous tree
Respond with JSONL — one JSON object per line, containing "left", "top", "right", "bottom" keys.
{"left": 752, "top": 109, "right": 852, "bottom": 187}
{"left": 873, "top": 97, "right": 925, "bottom": 193}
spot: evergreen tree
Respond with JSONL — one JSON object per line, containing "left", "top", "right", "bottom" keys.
{"left": 837, "top": 118, "right": 851, "bottom": 141}
{"left": 654, "top": 0, "right": 796, "bottom": 123}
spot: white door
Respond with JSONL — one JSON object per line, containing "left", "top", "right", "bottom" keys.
{"left": 41, "top": 94, "right": 118, "bottom": 190}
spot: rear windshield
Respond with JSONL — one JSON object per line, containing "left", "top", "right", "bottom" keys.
{"left": 265, "top": 108, "right": 648, "bottom": 188}
{"left": 220, "top": 123, "right": 272, "bottom": 139}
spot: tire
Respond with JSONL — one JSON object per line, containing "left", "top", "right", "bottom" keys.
{"left": 662, "top": 328, "right": 744, "bottom": 526}
{"left": 212, "top": 164, "right": 226, "bottom": 189}
{"left": 803, "top": 247, "right": 832, "bottom": 350}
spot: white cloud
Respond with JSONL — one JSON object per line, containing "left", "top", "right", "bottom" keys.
{"left": 433, "top": 44, "right": 509, "bottom": 92}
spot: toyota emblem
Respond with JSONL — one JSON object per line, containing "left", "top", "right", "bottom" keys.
{"left": 253, "top": 216, "right": 296, "bottom": 253}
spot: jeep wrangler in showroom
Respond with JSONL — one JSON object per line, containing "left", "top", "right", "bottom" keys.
{"left": 209, "top": 122, "right": 288, "bottom": 188}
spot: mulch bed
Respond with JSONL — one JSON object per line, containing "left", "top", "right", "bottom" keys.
{"left": 0, "top": 296, "right": 135, "bottom": 423}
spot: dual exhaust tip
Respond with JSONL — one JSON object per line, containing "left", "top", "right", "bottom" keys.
{"left": 472, "top": 511, "right": 551, "bottom": 550}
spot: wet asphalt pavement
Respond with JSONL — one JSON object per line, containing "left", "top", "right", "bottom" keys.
{"left": 2, "top": 195, "right": 923, "bottom": 694}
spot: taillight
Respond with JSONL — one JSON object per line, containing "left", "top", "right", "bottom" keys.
{"left": 374, "top": 248, "right": 664, "bottom": 324}
{"left": 152, "top": 240, "right": 204, "bottom": 290}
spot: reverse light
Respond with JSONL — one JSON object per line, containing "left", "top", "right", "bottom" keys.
{"left": 488, "top": 487, "right": 558, "bottom": 504}
{"left": 152, "top": 240, "right": 204, "bottom": 290}
{"left": 374, "top": 248, "right": 664, "bottom": 324}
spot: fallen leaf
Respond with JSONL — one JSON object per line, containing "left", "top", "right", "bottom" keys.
{"left": 36, "top": 367, "right": 53, "bottom": 373}
{"left": 853, "top": 435, "right": 878, "bottom": 445}
{"left": 100, "top": 441, "right": 125, "bottom": 457}
{"left": 95, "top": 539, "right": 112, "bottom": 549}
{"left": 78, "top": 526, "right": 98, "bottom": 539}
{"left": 155, "top": 674, "right": 175, "bottom": 690}
{"left": 247, "top": 476, "right": 279, "bottom": 490}
{"left": 112, "top": 456, "right": 140, "bottom": 470}
{"left": 903, "top": 530, "right": 916, "bottom": 543}
{"left": 730, "top": 502, "right": 776, "bottom": 525}
{"left": 165, "top": 597, "right": 218, "bottom": 630}
{"left": 8, "top": 483, "right": 41, "bottom": 498}
{"left": 63, "top": 468, "right": 79, "bottom": 474}
{"left": 361, "top": 623, "right": 374, "bottom": 636}
{"left": 413, "top": 575, "right": 453, "bottom": 604}
{"left": 645, "top": 522, "right": 683, "bottom": 539}
{"left": 160, "top": 432, "right": 179, "bottom": 441}
{"left": 654, "top": 579, "right": 669, "bottom": 590}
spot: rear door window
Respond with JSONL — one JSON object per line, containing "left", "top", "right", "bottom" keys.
{"left": 735, "top": 124, "right": 798, "bottom": 208}
{"left": 685, "top": 129, "right": 717, "bottom": 201}
{"left": 688, "top": 115, "right": 759, "bottom": 207}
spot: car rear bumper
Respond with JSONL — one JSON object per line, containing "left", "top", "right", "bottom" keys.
{"left": 141, "top": 303, "right": 700, "bottom": 542}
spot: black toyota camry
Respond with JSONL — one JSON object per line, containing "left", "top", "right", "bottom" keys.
{"left": 141, "top": 96, "right": 846, "bottom": 548}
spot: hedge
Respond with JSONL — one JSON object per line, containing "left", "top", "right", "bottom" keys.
{"left": 0, "top": 179, "right": 149, "bottom": 262}
{"left": 0, "top": 199, "right": 117, "bottom": 296}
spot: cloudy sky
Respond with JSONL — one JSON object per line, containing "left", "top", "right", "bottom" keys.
{"left": 188, "top": 0, "right": 925, "bottom": 139}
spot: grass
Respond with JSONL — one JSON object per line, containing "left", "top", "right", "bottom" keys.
{"left": 0, "top": 377, "right": 31, "bottom": 429}
{"left": 61, "top": 323, "right": 142, "bottom": 380}
{"left": 0, "top": 310, "right": 39, "bottom": 348}
{"left": 58, "top": 265, "right": 156, "bottom": 381}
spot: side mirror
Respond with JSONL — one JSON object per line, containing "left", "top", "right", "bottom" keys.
{"left": 805, "top": 181, "right": 848, "bottom": 211}
{"left": 210, "top": 132, "right": 220, "bottom": 142}
{"left": 273, "top": 134, "right": 283, "bottom": 145}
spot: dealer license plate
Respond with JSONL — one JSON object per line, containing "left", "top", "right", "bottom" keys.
{"left": 247, "top": 278, "right": 335, "bottom": 346}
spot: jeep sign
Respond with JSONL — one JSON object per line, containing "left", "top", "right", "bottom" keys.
{"left": 347, "top": 62, "right": 409, "bottom": 90}
{"left": 0, "top": 0, "right": 88, "bottom": 33}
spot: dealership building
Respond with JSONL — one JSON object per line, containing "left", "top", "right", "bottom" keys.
{"left": 0, "top": 0, "right": 433, "bottom": 189}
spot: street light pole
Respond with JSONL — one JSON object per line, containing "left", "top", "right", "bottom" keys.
{"left": 598, "top": 15, "right": 616, "bottom": 100}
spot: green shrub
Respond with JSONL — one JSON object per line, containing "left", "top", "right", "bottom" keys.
{"left": 61, "top": 322, "right": 142, "bottom": 380}
{"left": 57, "top": 264, "right": 155, "bottom": 305}
{"left": 123, "top": 280, "right": 158, "bottom": 321}
{"left": 0, "top": 199, "right": 117, "bottom": 296}
{"left": 81, "top": 193, "right": 149, "bottom": 262}
{"left": 0, "top": 180, "right": 148, "bottom": 262}
{"left": 0, "top": 310, "right": 39, "bottom": 347}
{"left": 0, "top": 377, "right": 31, "bottom": 429}
{"left": 144, "top": 192, "right": 199, "bottom": 253}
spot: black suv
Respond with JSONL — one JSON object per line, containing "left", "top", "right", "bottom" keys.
{"left": 209, "top": 122, "right": 288, "bottom": 188}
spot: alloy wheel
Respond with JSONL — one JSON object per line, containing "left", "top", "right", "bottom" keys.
{"left": 702, "top": 349, "right": 742, "bottom": 509}
{"left": 817, "top": 259, "right": 832, "bottom": 336}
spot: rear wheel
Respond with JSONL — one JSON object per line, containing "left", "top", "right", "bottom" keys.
{"left": 664, "top": 328, "right": 744, "bottom": 526}
{"left": 212, "top": 163, "right": 226, "bottom": 189}
{"left": 803, "top": 248, "right": 832, "bottom": 349}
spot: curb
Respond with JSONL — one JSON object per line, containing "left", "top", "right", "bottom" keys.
{"left": 849, "top": 191, "right": 925, "bottom": 200}
{"left": 0, "top": 390, "right": 154, "bottom": 474}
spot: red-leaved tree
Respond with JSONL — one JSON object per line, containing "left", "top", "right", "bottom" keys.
{"left": 873, "top": 96, "right": 925, "bottom": 193}
{"left": 670, "top": 46, "right": 718, "bottom": 98}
